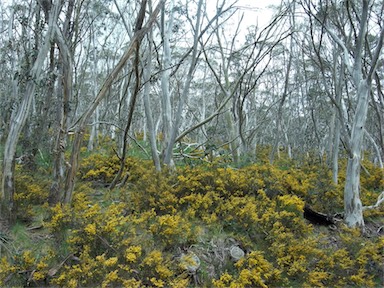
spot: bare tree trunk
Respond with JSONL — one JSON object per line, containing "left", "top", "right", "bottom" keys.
{"left": 49, "top": 9, "right": 74, "bottom": 204}
{"left": 269, "top": 59, "right": 291, "bottom": 163}
{"left": 63, "top": 0, "right": 163, "bottom": 203}
{"left": 332, "top": 115, "right": 341, "bottom": 184}
{"left": 371, "top": 73, "right": 384, "bottom": 167}
{"left": 344, "top": 81, "right": 369, "bottom": 228}
{"left": 88, "top": 26, "right": 100, "bottom": 151}
{"left": 142, "top": 17, "right": 161, "bottom": 171}
{"left": 109, "top": 42, "right": 141, "bottom": 190}
{"left": 342, "top": 1, "right": 384, "bottom": 228}
{"left": 163, "top": 0, "right": 204, "bottom": 166}
{"left": 159, "top": 0, "right": 174, "bottom": 164}
{"left": 304, "top": 0, "right": 384, "bottom": 228}
{"left": 331, "top": 58, "right": 344, "bottom": 184}
{"left": 1, "top": 3, "right": 18, "bottom": 144}
{"left": 224, "top": 104, "right": 240, "bottom": 164}
{"left": 270, "top": 2, "right": 295, "bottom": 164}
{"left": 1, "top": 0, "right": 61, "bottom": 221}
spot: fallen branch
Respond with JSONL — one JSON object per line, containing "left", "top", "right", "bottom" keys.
{"left": 363, "top": 191, "right": 384, "bottom": 210}
{"left": 303, "top": 204, "right": 335, "bottom": 226}
{"left": 26, "top": 224, "right": 44, "bottom": 231}
{"left": 47, "top": 253, "right": 75, "bottom": 277}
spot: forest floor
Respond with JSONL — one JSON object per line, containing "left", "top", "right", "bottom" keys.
{"left": 0, "top": 148, "right": 383, "bottom": 287}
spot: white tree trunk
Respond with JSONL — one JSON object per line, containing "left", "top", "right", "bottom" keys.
{"left": 1, "top": 0, "right": 61, "bottom": 220}
{"left": 143, "top": 27, "right": 161, "bottom": 171}
{"left": 160, "top": 0, "right": 174, "bottom": 162}
{"left": 344, "top": 81, "right": 369, "bottom": 228}
{"left": 317, "top": 0, "right": 384, "bottom": 228}
{"left": 163, "top": 0, "right": 203, "bottom": 166}
{"left": 88, "top": 30, "right": 100, "bottom": 151}
{"left": 332, "top": 118, "right": 341, "bottom": 184}
{"left": 50, "top": 17, "right": 74, "bottom": 204}
{"left": 332, "top": 58, "right": 344, "bottom": 184}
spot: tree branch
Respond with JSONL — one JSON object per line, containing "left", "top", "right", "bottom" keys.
{"left": 363, "top": 191, "right": 384, "bottom": 210}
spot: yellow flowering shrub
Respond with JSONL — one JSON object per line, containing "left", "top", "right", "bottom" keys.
{"left": 360, "top": 160, "right": 384, "bottom": 191}
{"left": 150, "top": 213, "right": 195, "bottom": 248}
{"left": 0, "top": 257, "right": 16, "bottom": 284}
{"left": 129, "top": 170, "right": 179, "bottom": 214}
{"left": 212, "top": 251, "right": 281, "bottom": 288}
{"left": 79, "top": 153, "right": 121, "bottom": 182}
{"left": 125, "top": 245, "right": 142, "bottom": 263}
{"left": 0, "top": 249, "right": 56, "bottom": 287}
{"left": 2, "top": 148, "right": 383, "bottom": 287}
{"left": 46, "top": 203, "right": 72, "bottom": 233}
{"left": 14, "top": 168, "right": 50, "bottom": 219}
{"left": 140, "top": 250, "right": 174, "bottom": 286}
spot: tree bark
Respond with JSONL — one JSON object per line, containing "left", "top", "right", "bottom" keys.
{"left": 142, "top": 18, "right": 161, "bottom": 171}
{"left": 342, "top": 1, "right": 384, "bottom": 228}
{"left": 343, "top": 81, "right": 369, "bottom": 228}
{"left": 1, "top": 0, "right": 61, "bottom": 221}
{"left": 49, "top": 5, "right": 74, "bottom": 204}
{"left": 331, "top": 57, "right": 344, "bottom": 184}
{"left": 109, "top": 41, "right": 142, "bottom": 190}
{"left": 159, "top": 0, "right": 174, "bottom": 162}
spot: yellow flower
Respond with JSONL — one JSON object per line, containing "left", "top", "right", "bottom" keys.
{"left": 125, "top": 246, "right": 142, "bottom": 263}
{"left": 150, "top": 277, "right": 165, "bottom": 287}
{"left": 105, "top": 270, "right": 118, "bottom": 281}
{"left": 32, "top": 271, "right": 46, "bottom": 281}
{"left": 36, "top": 260, "right": 48, "bottom": 270}
{"left": 67, "top": 278, "right": 78, "bottom": 288}
{"left": 122, "top": 278, "right": 142, "bottom": 287}
{"left": 307, "top": 271, "right": 329, "bottom": 287}
{"left": 212, "top": 272, "right": 233, "bottom": 287}
{"left": 22, "top": 250, "right": 35, "bottom": 268}
{"left": 102, "top": 270, "right": 119, "bottom": 288}
{"left": 104, "top": 257, "right": 118, "bottom": 267}
{"left": 84, "top": 223, "right": 97, "bottom": 236}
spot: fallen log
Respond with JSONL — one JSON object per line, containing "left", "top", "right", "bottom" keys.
{"left": 303, "top": 204, "right": 335, "bottom": 226}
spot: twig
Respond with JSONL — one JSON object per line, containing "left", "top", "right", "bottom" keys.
{"left": 47, "top": 253, "right": 74, "bottom": 277}
{"left": 96, "top": 234, "right": 118, "bottom": 253}
{"left": 128, "top": 134, "right": 150, "bottom": 158}
{"left": 26, "top": 224, "right": 44, "bottom": 231}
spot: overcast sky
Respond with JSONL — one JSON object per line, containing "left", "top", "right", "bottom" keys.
{"left": 236, "top": 0, "right": 282, "bottom": 27}
{"left": 204, "top": 0, "right": 283, "bottom": 46}
{"left": 206, "top": 0, "right": 282, "bottom": 31}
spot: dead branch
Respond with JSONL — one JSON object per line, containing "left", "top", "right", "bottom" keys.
{"left": 363, "top": 191, "right": 384, "bottom": 210}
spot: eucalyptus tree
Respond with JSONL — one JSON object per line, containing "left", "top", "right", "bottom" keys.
{"left": 302, "top": 0, "right": 384, "bottom": 228}
{"left": 0, "top": 1, "right": 18, "bottom": 145}
{"left": 142, "top": 17, "right": 161, "bottom": 171}
{"left": 159, "top": 0, "right": 225, "bottom": 167}
{"left": 303, "top": 14, "right": 348, "bottom": 183}
{"left": 269, "top": 2, "right": 296, "bottom": 163}
{"left": 49, "top": 0, "right": 75, "bottom": 204}
{"left": 63, "top": 0, "right": 165, "bottom": 203}
{"left": 199, "top": 4, "right": 291, "bottom": 164}
{"left": 1, "top": 0, "right": 62, "bottom": 221}
{"left": 136, "top": 0, "right": 238, "bottom": 167}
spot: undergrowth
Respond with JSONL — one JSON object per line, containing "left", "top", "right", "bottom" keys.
{"left": 0, "top": 148, "right": 383, "bottom": 287}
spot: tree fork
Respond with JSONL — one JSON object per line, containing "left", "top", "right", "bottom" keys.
{"left": 62, "top": 0, "right": 164, "bottom": 203}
